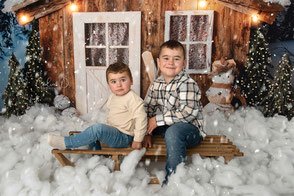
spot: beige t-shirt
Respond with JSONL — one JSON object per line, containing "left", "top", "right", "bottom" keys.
{"left": 104, "top": 90, "right": 147, "bottom": 142}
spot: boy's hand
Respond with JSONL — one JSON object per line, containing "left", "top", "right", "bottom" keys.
{"left": 131, "top": 141, "right": 142, "bottom": 149}
{"left": 143, "top": 135, "right": 152, "bottom": 148}
{"left": 147, "top": 117, "right": 157, "bottom": 134}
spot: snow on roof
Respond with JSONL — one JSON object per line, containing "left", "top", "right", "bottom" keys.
{"left": 264, "top": 0, "right": 291, "bottom": 6}
{"left": 2, "top": 0, "right": 25, "bottom": 13}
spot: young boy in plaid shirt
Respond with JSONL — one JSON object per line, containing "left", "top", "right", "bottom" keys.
{"left": 144, "top": 40, "right": 205, "bottom": 184}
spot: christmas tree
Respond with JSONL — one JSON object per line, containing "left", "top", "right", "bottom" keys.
{"left": 262, "top": 53, "right": 294, "bottom": 120}
{"left": 1, "top": 53, "right": 30, "bottom": 117}
{"left": 23, "top": 19, "right": 54, "bottom": 104}
{"left": 240, "top": 28, "right": 273, "bottom": 107}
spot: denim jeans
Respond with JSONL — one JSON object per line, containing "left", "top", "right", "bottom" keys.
{"left": 64, "top": 123, "right": 134, "bottom": 150}
{"left": 153, "top": 122, "right": 203, "bottom": 182}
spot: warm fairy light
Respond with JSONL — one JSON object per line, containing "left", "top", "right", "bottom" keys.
{"left": 199, "top": 0, "right": 207, "bottom": 9}
{"left": 70, "top": 3, "right": 78, "bottom": 11}
{"left": 252, "top": 14, "right": 259, "bottom": 22}
{"left": 20, "top": 15, "right": 29, "bottom": 24}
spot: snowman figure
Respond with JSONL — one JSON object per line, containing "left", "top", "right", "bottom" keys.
{"left": 204, "top": 58, "right": 238, "bottom": 116}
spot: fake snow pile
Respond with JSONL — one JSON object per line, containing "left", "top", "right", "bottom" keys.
{"left": 0, "top": 105, "right": 294, "bottom": 196}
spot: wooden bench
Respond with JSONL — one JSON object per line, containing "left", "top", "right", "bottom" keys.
{"left": 52, "top": 131, "right": 243, "bottom": 183}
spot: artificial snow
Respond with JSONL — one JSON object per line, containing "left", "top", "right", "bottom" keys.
{"left": 0, "top": 105, "right": 293, "bottom": 195}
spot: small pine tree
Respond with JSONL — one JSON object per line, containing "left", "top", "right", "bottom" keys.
{"left": 262, "top": 53, "right": 294, "bottom": 120}
{"left": 240, "top": 28, "right": 273, "bottom": 107}
{"left": 1, "top": 53, "right": 30, "bottom": 117}
{"left": 23, "top": 19, "right": 54, "bottom": 104}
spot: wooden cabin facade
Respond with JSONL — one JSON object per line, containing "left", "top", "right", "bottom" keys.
{"left": 11, "top": 0, "right": 283, "bottom": 114}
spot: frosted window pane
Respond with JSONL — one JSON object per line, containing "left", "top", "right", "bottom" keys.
{"left": 190, "top": 15, "right": 209, "bottom": 41}
{"left": 189, "top": 44, "right": 207, "bottom": 70}
{"left": 85, "top": 48, "right": 106, "bottom": 67}
{"left": 109, "top": 48, "right": 129, "bottom": 65}
{"left": 85, "top": 23, "right": 106, "bottom": 46}
{"left": 109, "top": 23, "right": 129, "bottom": 46}
{"left": 170, "top": 15, "right": 187, "bottom": 41}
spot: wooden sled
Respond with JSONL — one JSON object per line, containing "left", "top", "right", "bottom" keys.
{"left": 52, "top": 131, "right": 243, "bottom": 184}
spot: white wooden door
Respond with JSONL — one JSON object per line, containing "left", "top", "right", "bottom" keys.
{"left": 73, "top": 12, "right": 141, "bottom": 115}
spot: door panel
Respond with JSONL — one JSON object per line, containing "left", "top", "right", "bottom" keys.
{"left": 73, "top": 12, "right": 141, "bottom": 114}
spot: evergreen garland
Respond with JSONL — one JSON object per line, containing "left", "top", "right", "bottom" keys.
{"left": 240, "top": 28, "right": 273, "bottom": 107}
{"left": 23, "top": 19, "right": 54, "bottom": 104}
{"left": 1, "top": 53, "right": 30, "bottom": 117}
{"left": 262, "top": 53, "right": 294, "bottom": 120}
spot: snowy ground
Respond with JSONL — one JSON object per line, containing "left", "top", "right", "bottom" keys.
{"left": 0, "top": 105, "right": 294, "bottom": 196}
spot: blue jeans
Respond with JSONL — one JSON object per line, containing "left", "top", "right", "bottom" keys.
{"left": 64, "top": 124, "right": 134, "bottom": 150}
{"left": 153, "top": 122, "right": 203, "bottom": 182}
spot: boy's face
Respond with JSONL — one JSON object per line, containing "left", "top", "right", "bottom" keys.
{"left": 157, "top": 47, "right": 186, "bottom": 83}
{"left": 107, "top": 71, "right": 133, "bottom": 96}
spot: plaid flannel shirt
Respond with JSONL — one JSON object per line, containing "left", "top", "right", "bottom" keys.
{"left": 144, "top": 70, "right": 205, "bottom": 137}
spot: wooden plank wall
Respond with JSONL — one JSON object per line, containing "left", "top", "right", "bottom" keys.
{"left": 38, "top": 0, "right": 251, "bottom": 106}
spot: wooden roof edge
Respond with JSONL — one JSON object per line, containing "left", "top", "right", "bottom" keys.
{"left": 217, "top": 0, "right": 284, "bottom": 24}
{"left": 12, "top": 0, "right": 71, "bottom": 25}
{"left": 11, "top": 0, "right": 40, "bottom": 12}
{"left": 217, "top": 0, "right": 284, "bottom": 12}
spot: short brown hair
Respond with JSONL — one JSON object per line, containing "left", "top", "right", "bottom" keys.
{"left": 106, "top": 62, "right": 133, "bottom": 83}
{"left": 159, "top": 40, "right": 186, "bottom": 59}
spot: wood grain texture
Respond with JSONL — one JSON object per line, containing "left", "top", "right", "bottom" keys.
{"left": 35, "top": 0, "right": 264, "bottom": 107}
{"left": 62, "top": 4, "right": 76, "bottom": 104}
{"left": 39, "top": 9, "right": 65, "bottom": 95}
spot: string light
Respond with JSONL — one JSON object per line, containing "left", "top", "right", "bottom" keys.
{"left": 252, "top": 10, "right": 262, "bottom": 23}
{"left": 20, "top": 14, "right": 29, "bottom": 25}
{"left": 252, "top": 14, "right": 259, "bottom": 22}
{"left": 70, "top": 3, "right": 78, "bottom": 12}
{"left": 198, "top": 0, "right": 207, "bottom": 9}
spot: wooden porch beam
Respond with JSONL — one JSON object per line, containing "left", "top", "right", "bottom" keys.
{"left": 11, "top": 0, "right": 40, "bottom": 12}
{"left": 12, "top": 0, "right": 71, "bottom": 25}
{"left": 217, "top": 0, "right": 283, "bottom": 24}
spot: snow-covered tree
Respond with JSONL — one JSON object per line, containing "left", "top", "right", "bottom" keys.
{"left": 240, "top": 28, "right": 273, "bottom": 107}
{"left": 0, "top": 0, "right": 30, "bottom": 59}
{"left": 23, "top": 19, "right": 54, "bottom": 104}
{"left": 262, "top": 53, "right": 294, "bottom": 120}
{"left": 1, "top": 53, "right": 29, "bottom": 117}
{"left": 0, "top": 2, "right": 13, "bottom": 59}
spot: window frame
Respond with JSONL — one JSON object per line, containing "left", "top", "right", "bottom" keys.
{"left": 165, "top": 10, "right": 214, "bottom": 74}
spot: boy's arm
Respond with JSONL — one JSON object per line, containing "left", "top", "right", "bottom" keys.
{"left": 156, "top": 80, "right": 202, "bottom": 125}
{"left": 131, "top": 141, "right": 142, "bottom": 149}
{"left": 144, "top": 84, "right": 157, "bottom": 118}
{"left": 131, "top": 97, "right": 148, "bottom": 143}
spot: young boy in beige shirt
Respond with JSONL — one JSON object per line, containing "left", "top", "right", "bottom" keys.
{"left": 48, "top": 62, "right": 147, "bottom": 150}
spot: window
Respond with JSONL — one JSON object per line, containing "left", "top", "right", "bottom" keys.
{"left": 84, "top": 23, "right": 129, "bottom": 67}
{"left": 165, "top": 11, "right": 214, "bottom": 74}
